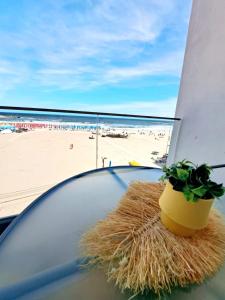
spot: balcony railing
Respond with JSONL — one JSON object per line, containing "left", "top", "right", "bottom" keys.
{"left": 0, "top": 106, "right": 181, "bottom": 218}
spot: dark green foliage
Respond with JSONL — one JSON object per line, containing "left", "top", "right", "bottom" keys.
{"left": 160, "top": 160, "right": 225, "bottom": 202}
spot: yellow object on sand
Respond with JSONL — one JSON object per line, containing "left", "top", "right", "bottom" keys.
{"left": 129, "top": 160, "right": 141, "bottom": 166}
{"left": 81, "top": 182, "right": 225, "bottom": 295}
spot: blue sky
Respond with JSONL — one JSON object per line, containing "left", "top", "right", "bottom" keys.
{"left": 0, "top": 0, "right": 192, "bottom": 116}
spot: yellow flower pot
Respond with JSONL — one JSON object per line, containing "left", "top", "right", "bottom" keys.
{"left": 159, "top": 182, "right": 214, "bottom": 237}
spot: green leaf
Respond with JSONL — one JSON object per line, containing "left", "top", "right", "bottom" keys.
{"left": 183, "top": 190, "right": 195, "bottom": 202}
{"left": 195, "top": 164, "right": 211, "bottom": 183}
{"left": 162, "top": 165, "right": 168, "bottom": 173}
{"left": 159, "top": 175, "right": 166, "bottom": 182}
{"left": 176, "top": 169, "right": 189, "bottom": 181}
{"left": 183, "top": 186, "right": 194, "bottom": 202}
{"left": 192, "top": 186, "right": 207, "bottom": 197}
{"left": 210, "top": 187, "right": 225, "bottom": 198}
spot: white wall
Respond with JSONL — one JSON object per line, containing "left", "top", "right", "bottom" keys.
{"left": 168, "top": 0, "right": 225, "bottom": 184}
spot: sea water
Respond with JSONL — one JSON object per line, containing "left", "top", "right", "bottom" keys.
{"left": 0, "top": 111, "right": 173, "bottom": 129}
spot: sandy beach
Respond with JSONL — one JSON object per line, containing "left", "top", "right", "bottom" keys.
{"left": 0, "top": 127, "right": 171, "bottom": 217}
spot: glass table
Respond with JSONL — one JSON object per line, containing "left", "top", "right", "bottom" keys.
{"left": 0, "top": 166, "right": 224, "bottom": 300}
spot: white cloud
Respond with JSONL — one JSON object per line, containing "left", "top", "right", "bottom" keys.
{"left": 0, "top": 60, "right": 29, "bottom": 97}
{"left": 0, "top": 0, "right": 191, "bottom": 91}
{"left": 66, "top": 97, "right": 177, "bottom": 117}
{"left": 105, "top": 51, "right": 183, "bottom": 82}
{"left": 33, "top": 50, "right": 183, "bottom": 90}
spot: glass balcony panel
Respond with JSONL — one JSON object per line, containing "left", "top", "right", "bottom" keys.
{"left": 0, "top": 109, "right": 98, "bottom": 217}
{"left": 96, "top": 115, "right": 175, "bottom": 169}
{"left": 0, "top": 108, "right": 180, "bottom": 218}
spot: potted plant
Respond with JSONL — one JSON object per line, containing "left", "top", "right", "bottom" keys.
{"left": 159, "top": 160, "right": 225, "bottom": 237}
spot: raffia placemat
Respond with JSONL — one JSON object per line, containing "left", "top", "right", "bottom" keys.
{"left": 81, "top": 182, "right": 225, "bottom": 295}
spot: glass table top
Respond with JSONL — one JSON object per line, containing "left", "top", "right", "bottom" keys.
{"left": 0, "top": 166, "right": 224, "bottom": 300}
